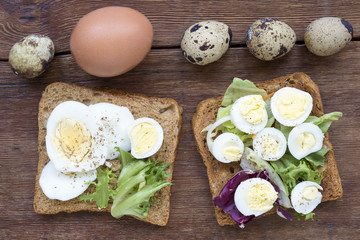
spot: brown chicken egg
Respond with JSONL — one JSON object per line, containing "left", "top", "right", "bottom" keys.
{"left": 70, "top": 6, "right": 153, "bottom": 77}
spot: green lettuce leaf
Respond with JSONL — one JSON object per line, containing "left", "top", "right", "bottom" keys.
{"left": 222, "top": 78, "right": 267, "bottom": 106}
{"left": 80, "top": 148, "right": 172, "bottom": 219}
{"left": 274, "top": 120, "right": 292, "bottom": 139}
{"left": 305, "top": 112, "right": 343, "bottom": 133}
{"left": 79, "top": 168, "right": 116, "bottom": 208}
{"left": 264, "top": 98, "right": 275, "bottom": 128}
{"left": 304, "top": 148, "right": 331, "bottom": 167}
{"left": 295, "top": 212, "right": 315, "bottom": 221}
{"left": 270, "top": 153, "right": 323, "bottom": 194}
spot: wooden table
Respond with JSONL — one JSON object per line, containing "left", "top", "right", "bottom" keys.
{"left": 1, "top": 1, "right": 359, "bottom": 239}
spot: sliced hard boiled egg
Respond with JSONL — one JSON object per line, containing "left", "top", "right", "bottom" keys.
{"left": 234, "top": 178, "right": 278, "bottom": 217}
{"left": 89, "top": 103, "right": 134, "bottom": 159}
{"left": 46, "top": 101, "right": 108, "bottom": 173}
{"left": 291, "top": 181, "right": 323, "bottom": 214}
{"left": 230, "top": 95, "right": 268, "bottom": 134}
{"left": 253, "top": 128, "right": 287, "bottom": 161}
{"left": 212, "top": 132, "right": 244, "bottom": 163}
{"left": 129, "top": 117, "right": 164, "bottom": 159}
{"left": 39, "top": 161, "right": 97, "bottom": 201}
{"left": 288, "top": 123, "right": 324, "bottom": 160}
{"left": 271, "top": 87, "right": 313, "bottom": 126}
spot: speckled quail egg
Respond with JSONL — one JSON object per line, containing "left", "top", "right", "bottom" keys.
{"left": 246, "top": 18, "right": 296, "bottom": 61}
{"left": 253, "top": 127, "right": 287, "bottom": 161}
{"left": 234, "top": 178, "right": 278, "bottom": 217}
{"left": 230, "top": 95, "right": 268, "bottom": 134}
{"left": 212, "top": 132, "right": 244, "bottom": 163}
{"left": 271, "top": 87, "right": 313, "bottom": 127}
{"left": 304, "top": 17, "right": 353, "bottom": 56}
{"left": 181, "top": 20, "right": 232, "bottom": 65}
{"left": 9, "top": 34, "right": 54, "bottom": 78}
{"left": 291, "top": 181, "right": 323, "bottom": 214}
{"left": 288, "top": 123, "right": 324, "bottom": 160}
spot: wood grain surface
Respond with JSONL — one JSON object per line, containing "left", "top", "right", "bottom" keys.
{"left": 1, "top": 1, "right": 360, "bottom": 239}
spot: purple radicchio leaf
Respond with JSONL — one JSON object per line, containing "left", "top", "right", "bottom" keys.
{"left": 277, "top": 205, "right": 293, "bottom": 221}
{"left": 213, "top": 169, "right": 291, "bottom": 228}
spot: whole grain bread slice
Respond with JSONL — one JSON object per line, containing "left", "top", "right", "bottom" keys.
{"left": 34, "top": 82, "right": 183, "bottom": 226}
{"left": 192, "top": 72, "right": 342, "bottom": 226}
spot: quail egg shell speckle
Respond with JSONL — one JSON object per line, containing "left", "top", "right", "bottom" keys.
{"left": 9, "top": 34, "right": 55, "bottom": 78}
{"left": 304, "top": 17, "right": 353, "bottom": 56}
{"left": 246, "top": 18, "right": 296, "bottom": 61}
{"left": 181, "top": 20, "right": 232, "bottom": 65}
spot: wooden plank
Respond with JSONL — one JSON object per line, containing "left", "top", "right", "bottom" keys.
{"left": 0, "top": 42, "right": 359, "bottom": 238}
{"left": 0, "top": 0, "right": 359, "bottom": 58}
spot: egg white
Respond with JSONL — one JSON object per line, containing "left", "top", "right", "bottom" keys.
{"left": 39, "top": 161, "right": 97, "bottom": 201}
{"left": 46, "top": 101, "right": 108, "bottom": 173}
{"left": 234, "top": 177, "right": 278, "bottom": 217}
{"left": 89, "top": 103, "right": 134, "bottom": 159}
{"left": 230, "top": 95, "right": 268, "bottom": 134}
{"left": 271, "top": 87, "right": 313, "bottom": 127}
{"left": 253, "top": 127, "right": 287, "bottom": 161}
{"left": 288, "top": 123, "right": 324, "bottom": 160}
{"left": 212, "top": 132, "right": 244, "bottom": 163}
{"left": 291, "top": 181, "right": 323, "bottom": 214}
{"left": 128, "top": 117, "right": 164, "bottom": 159}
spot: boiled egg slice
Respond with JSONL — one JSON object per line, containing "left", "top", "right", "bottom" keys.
{"left": 291, "top": 181, "right": 323, "bottom": 214}
{"left": 253, "top": 128, "right": 287, "bottom": 161}
{"left": 46, "top": 101, "right": 108, "bottom": 173}
{"left": 89, "top": 103, "right": 134, "bottom": 159}
{"left": 129, "top": 117, "right": 164, "bottom": 159}
{"left": 39, "top": 161, "right": 97, "bottom": 201}
{"left": 212, "top": 132, "right": 244, "bottom": 163}
{"left": 288, "top": 123, "right": 324, "bottom": 160}
{"left": 230, "top": 95, "right": 268, "bottom": 134}
{"left": 234, "top": 177, "right": 278, "bottom": 217}
{"left": 271, "top": 87, "right": 313, "bottom": 126}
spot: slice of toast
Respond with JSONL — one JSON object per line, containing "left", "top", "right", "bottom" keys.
{"left": 192, "top": 72, "right": 343, "bottom": 226}
{"left": 34, "top": 82, "right": 183, "bottom": 226}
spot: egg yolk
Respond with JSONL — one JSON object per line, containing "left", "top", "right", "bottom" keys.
{"left": 240, "top": 95, "right": 266, "bottom": 125}
{"left": 302, "top": 185, "right": 319, "bottom": 201}
{"left": 260, "top": 135, "right": 280, "bottom": 157}
{"left": 245, "top": 183, "right": 278, "bottom": 212}
{"left": 222, "top": 145, "right": 242, "bottom": 162}
{"left": 54, "top": 118, "right": 92, "bottom": 163}
{"left": 131, "top": 122, "right": 157, "bottom": 155}
{"left": 276, "top": 91, "right": 310, "bottom": 120}
{"left": 296, "top": 132, "right": 316, "bottom": 152}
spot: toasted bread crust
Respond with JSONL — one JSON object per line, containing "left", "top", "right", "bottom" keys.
{"left": 34, "top": 82, "right": 183, "bottom": 226}
{"left": 192, "top": 73, "right": 343, "bottom": 226}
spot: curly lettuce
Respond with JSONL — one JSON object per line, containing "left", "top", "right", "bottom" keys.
{"left": 270, "top": 153, "right": 323, "bottom": 194}
{"left": 79, "top": 148, "right": 171, "bottom": 219}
